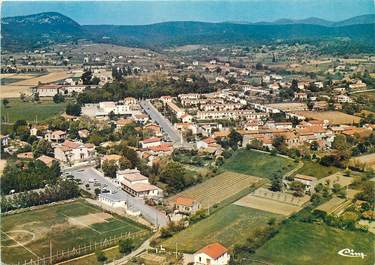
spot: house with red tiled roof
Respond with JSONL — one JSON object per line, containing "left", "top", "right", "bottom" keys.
{"left": 193, "top": 242, "right": 230, "bottom": 265}
{"left": 54, "top": 140, "right": 96, "bottom": 165}
{"left": 174, "top": 196, "right": 201, "bottom": 215}
{"left": 140, "top": 137, "right": 161, "bottom": 148}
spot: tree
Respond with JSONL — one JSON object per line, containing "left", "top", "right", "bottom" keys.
{"left": 102, "top": 160, "right": 118, "bottom": 178}
{"left": 95, "top": 250, "right": 107, "bottom": 262}
{"left": 66, "top": 103, "right": 81, "bottom": 116}
{"left": 270, "top": 175, "right": 282, "bottom": 192}
{"left": 2, "top": 99, "right": 9, "bottom": 108}
{"left": 32, "top": 139, "right": 53, "bottom": 158}
{"left": 228, "top": 129, "right": 243, "bottom": 149}
{"left": 33, "top": 92, "right": 40, "bottom": 102}
{"left": 81, "top": 70, "right": 93, "bottom": 85}
{"left": 119, "top": 157, "right": 132, "bottom": 170}
{"left": 53, "top": 93, "right": 65, "bottom": 103}
{"left": 119, "top": 238, "right": 134, "bottom": 255}
{"left": 160, "top": 161, "right": 187, "bottom": 193}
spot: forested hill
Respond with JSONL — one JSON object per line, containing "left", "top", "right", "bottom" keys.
{"left": 2, "top": 12, "right": 375, "bottom": 51}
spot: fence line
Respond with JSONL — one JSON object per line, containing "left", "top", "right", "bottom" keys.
{"left": 14, "top": 230, "right": 149, "bottom": 265}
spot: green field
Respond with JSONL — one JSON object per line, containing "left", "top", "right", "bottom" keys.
{"left": 1, "top": 98, "right": 69, "bottom": 123}
{"left": 162, "top": 204, "right": 280, "bottom": 253}
{"left": 295, "top": 160, "right": 340, "bottom": 179}
{"left": 220, "top": 149, "right": 296, "bottom": 178}
{"left": 253, "top": 222, "right": 374, "bottom": 265}
{"left": 1, "top": 200, "right": 150, "bottom": 264}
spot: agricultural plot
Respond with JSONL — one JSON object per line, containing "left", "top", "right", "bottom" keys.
{"left": 315, "top": 197, "right": 351, "bottom": 215}
{"left": 1, "top": 200, "right": 149, "bottom": 265}
{"left": 295, "top": 111, "right": 360, "bottom": 125}
{"left": 220, "top": 149, "right": 296, "bottom": 179}
{"left": 162, "top": 204, "right": 280, "bottom": 253}
{"left": 234, "top": 188, "right": 309, "bottom": 216}
{"left": 254, "top": 222, "right": 374, "bottom": 265}
{"left": 318, "top": 172, "right": 354, "bottom": 188}
{"left": 167, "top": 171, "right": 262, "bottom": 208}
{"left": 1, "top": 71, "right": 73, "bottom": 98}
{"left": 1, "top": 98, "right": 69, "bottom": 123}
{"left": 351, "top": 153, "right": 375, "bottom": 170}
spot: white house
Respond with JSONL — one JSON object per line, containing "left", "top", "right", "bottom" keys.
{"left": 174, "top": 196, "right": 201, "bottom": 215}
{"left": 54, "top": 140, "right": 96, "bottom": 165}
{"left": 141, "top": 137, "right": 161, "bottom": 149}
{"left": 44, "top": 130, "right": 67, "bottom": 142}
{"left": 98, "top": 192, "right": 127, "bottom": 208}
{"left": 193, "top": 243, "right": 230, "bottom": 265}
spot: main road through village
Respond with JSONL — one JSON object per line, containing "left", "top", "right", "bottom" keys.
{"left": 140, "top": 99, "right": 182, "bottom": 143}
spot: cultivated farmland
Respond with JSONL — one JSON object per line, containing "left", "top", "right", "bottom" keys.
{"left": 161, "top": 204, "right": 280, "bottom": 253}
{"left": 167, "top": 171, "right": 262, "bottom": 208}
{"left": 1, "top": 71, "right": 73, "bottom": 98}
{"left": 351, "top": 153, "right": 375, "bottom": 170}
{"left": 254, "top": 222, "right": 373, "bottom": 265}
{"left": 295, "top": 111, "right": 360, "bottom": 125}
{"left": 220, "top": 149, "right": 296, "bottom": 178}
{"left": 1, "top": 200, "right": 150, "bottom": 265}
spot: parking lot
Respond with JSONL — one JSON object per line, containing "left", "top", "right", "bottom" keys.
{"left": 64, "top": 166, "right": 169, "bottom": 227}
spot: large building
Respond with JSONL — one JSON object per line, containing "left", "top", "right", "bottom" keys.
{"left": 116, "top": 169, "right": 163, "bottom": 199}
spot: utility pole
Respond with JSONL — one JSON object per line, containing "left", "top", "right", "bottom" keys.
{"left": 50, "top": 240, "right": 53, "bottom": 264}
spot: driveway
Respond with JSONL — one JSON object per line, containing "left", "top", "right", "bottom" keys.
{"left": 64, "top": 167, "right": 169, "bottom": 227}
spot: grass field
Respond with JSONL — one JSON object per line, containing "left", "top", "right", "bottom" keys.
{"left": 253, "top": 222, "right": 374, "bottom": 265}
{"left": 220, "top": 149, "right": 296, "bottom": 178}
{"left": 1, "top": 98, "right": 69, "bottom": 123}
{"left": 1, "top": 200, "right": 150, "bottom": 264}
{"left": 162, "top": 204, "right": 280, "bottom": 253}
{"left": 351, "top": 153, "right": 375, "bottom": 170}
{"left": 167, "top": 171, "right": 262, "bottom": 208}
{"left": 295, "top": 160, "right": 340, "bottom": 179}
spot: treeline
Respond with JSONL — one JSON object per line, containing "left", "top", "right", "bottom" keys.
{"left": 77, "top": 75, "right": 214, "bottom": 104}
{"left": 1, "top": 180, "right": 80, "bottom": 212}
{"left": 1, "top": 159, "right": 61, "bottom": 195}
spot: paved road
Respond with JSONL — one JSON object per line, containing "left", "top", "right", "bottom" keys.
{"left": 64, "top": 167, "right": 169, "bottom": 227}
{"left": 107, "top": 233, "right": 160, "bottom": 265}
{"left": 140, "top": 99, "right": 182, "bottom": 143}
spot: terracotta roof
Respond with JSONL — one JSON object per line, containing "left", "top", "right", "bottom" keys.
{"left": 51, "top": 130, "right": 66, "bottom": 136}
{"left": 63, "top": 140, "right": 81, "bottom": 149}
{"left": 197, "top": 243, "right": 228, "bottom": 260}
{"left": 37, "top": 155, "right": 55, "bottom": 166}
{"left": 203, "top": 137, "right": 216, "bottom": 144}
{"left": 103, "top": 154, "right": 122, "bottom": 161}
{"left": 175, "top": 196, "right": 195, "bottom": 207}
{"left": 142, "top": 137, "right": 161, "bottom": 144}
{"left": 17, "top": 152, "right": 33, "bottom": 159}
{"left": 294, "top": 174, "right": 317, "bottom": 182}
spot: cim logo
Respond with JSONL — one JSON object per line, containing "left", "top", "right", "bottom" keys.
{"left": 338, "top": 248, "right": 366, "bottom": 259}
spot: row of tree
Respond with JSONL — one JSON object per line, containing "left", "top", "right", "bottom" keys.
{"left": 1, "top": 179, "right": 80, "bottom": 212}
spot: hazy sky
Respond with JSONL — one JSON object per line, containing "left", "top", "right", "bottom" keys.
{"left": 2, "top": 0, "right": 374, "bottom": 25}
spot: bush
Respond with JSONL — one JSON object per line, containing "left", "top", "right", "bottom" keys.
{"left": 96, "top": 250, "right": 107, "bottom": 262}
{"left": 119, "top": 238, "right": 134, "bottom": 254}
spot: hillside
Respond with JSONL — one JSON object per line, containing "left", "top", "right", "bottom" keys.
{"left": 1, "top": 12, "right": 374, "bottom": 51}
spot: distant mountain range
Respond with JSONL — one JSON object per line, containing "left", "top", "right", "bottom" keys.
{"left": 1, "top": 12, "right": 375, "bottom": 51}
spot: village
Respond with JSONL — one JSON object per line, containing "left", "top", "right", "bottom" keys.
{"left": 1, "top": 40, "right": 375, "bottom": 265}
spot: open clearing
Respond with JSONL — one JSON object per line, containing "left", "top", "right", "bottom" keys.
{"left": 161, "top": 204, "right": 280, "bottom": 253}
{"left": 168, "top": 171, "right": 262, "bottom": 208}
{"left": 1, "top": 199, "right": 149, "bottom": 264}
{"left": 351, "top": 153, "right": 375, "bottom": 170}
{"left": 295, "top": 111, "right": 360, "bottom": 125}
{"left": 1, "top": 98, "right": 69, "bottom": 123}
{"left": 1, "top": 71, "right": 73, "bottom": 98}
{"left": 253, "top": 222, "right": 373, "bottom": 265}
{"left": 220, "top": 149, "right": 297, "bottom": 178}
{"left": 234, "top": 188, "right": 309, "bottom": 216}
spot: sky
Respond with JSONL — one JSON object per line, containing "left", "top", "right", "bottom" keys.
{"left": 1, "top": 0, "right": 374, "bottom": 25}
